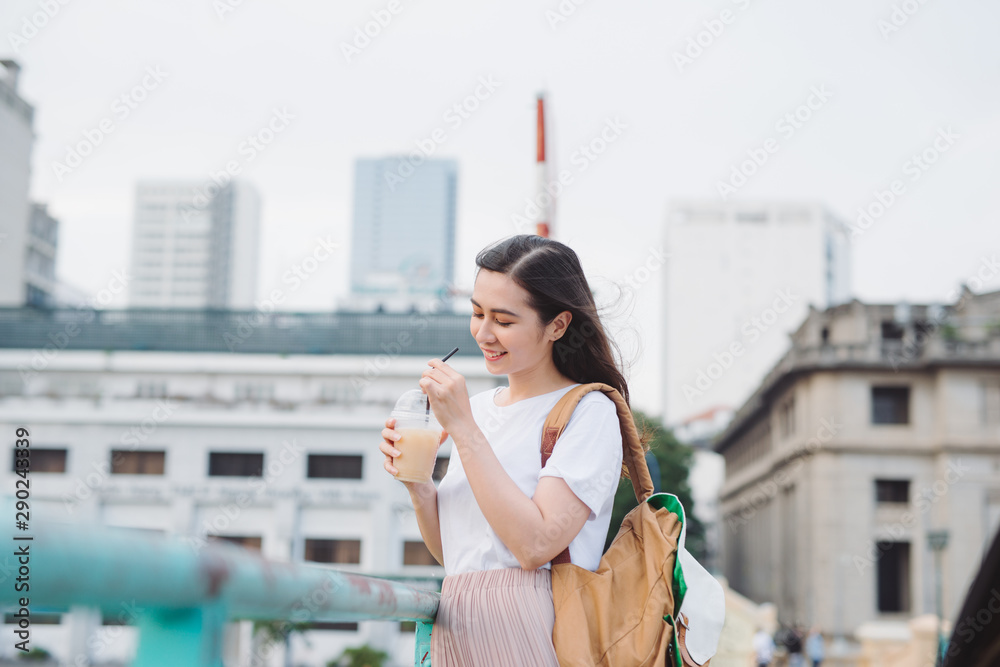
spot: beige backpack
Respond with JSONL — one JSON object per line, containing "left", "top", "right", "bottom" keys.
{"left": 541, "top": 383, "right": 724, "bottom": 667}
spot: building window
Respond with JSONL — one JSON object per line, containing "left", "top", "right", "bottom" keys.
{"left": 208, "top": 452, "right": 264, "bottom": 477}
{"left": 235, "top": 382, "right": 274, "bottom": 401}
{"left": 875, "top": 480, "right": 909, "bottom": 504}
{"left": 778, "top": 398, "right": 796, "bottom": 438}
{"left": 307, "top": 454, "right": 363, "bottom": 480}
{"left": 304, "top": 539, "right": 362, "bottom": 565}
{"left": 433, "top": 456, "right": 449, "bottom": 482}
{"left": 5, "top": 613, "right": 61, "bottom": 625}
{"left": 403, "top": 540, "right": 439, "bottom": 566}
{"left": 208, "top": 535, "right": 262, "bottom": 552}
{"left": 11, "top": 448, "right": 67, "bottom": 473}
{"left": 982, "top": 381, "right": 1000, "bottom": 427}
{"left": 136, "top": 381, "right": 167, "bottom": 398}
{"left": 111, "top": 450, "right": 165, "bottom": 475}
{"left": 820, "top": 327, "right": 830, "bottom": 345}
{"left": 872, "top": 386, "right": 910, "bottom": 425}
{"left": 881, "top": 321, "right": 905, "bottom": 340}
{"left": 876, "top": 541, "right": 911, "bottom": 613}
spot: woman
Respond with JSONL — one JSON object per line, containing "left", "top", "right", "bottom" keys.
{"left": 380, "top": 234, "right": 639, "bottom": 665}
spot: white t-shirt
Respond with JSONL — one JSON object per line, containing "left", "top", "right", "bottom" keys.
{"left": 437, "top": 383, "right": 624, "bottom": 575}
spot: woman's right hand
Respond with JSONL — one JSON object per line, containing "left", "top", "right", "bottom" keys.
{"left": 381, "top": 417, "right": 402, "bottom": 477}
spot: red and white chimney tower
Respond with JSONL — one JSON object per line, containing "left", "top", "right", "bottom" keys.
{"left": 535, "top": 93, "right": 551, "bottom": 238}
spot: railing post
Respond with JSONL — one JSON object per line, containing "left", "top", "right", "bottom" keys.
{"left": 415, "top": 620, "right": 433, "bottom": 666}
{"left": 132, "top": 601, "right": 228, "bottom": 667}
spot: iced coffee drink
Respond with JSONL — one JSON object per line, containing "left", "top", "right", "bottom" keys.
{"left": 390, "top": 389, "right": 443, "bottom": 484}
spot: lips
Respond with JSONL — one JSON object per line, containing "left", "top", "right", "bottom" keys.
{"left": 483, "top": 350, "right": 507, "bottom": 361}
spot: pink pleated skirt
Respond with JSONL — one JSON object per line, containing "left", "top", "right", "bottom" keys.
{"left": 431, "top": 567, "right": 560, "bottom": 667}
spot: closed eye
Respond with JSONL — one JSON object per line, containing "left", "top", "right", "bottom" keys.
{"left": 472, "top": 313, "right": 512, "bottom": 327}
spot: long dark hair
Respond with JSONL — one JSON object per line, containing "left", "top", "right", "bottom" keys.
{"left": 475, "top": 234, "right": 644, "bottom": 431}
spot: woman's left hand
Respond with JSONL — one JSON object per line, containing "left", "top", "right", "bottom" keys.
{"left": 419, "top": 359, "right": 475, "bottom": 436}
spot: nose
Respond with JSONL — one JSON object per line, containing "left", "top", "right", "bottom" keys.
{"left": 474, "top": 319, "right": 497, "bottom": 345}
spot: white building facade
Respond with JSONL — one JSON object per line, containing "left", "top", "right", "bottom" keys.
{"left": 0, "top": 60, "right": 36, "bottom": 307}
{"left": 128, "top": 181, "right": 261, "bottom": 309}
{"left": 0, "top": 311, "right": 489, "bottom": 666}
{"left": 662, "top": 200, "right": 852, "bottom": 426}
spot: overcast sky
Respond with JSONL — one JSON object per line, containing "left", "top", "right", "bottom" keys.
{"left": 3, "top": 0, "right": 999, "bottom": 418}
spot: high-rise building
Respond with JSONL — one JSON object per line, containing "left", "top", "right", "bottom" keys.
{"left": 345, "top": 157, "right": 457, "bottom": 312}
{"left": 129, "top": 180, "right": 260, "bottom": 309}
{"left": 662, "top": 200, "right": 852, "bottom": 426}
{"left": 25, "top": 203, "right": 59, "bottom": 306}
{"left": 0, "top": 60, "right": 37, "bottom": 306}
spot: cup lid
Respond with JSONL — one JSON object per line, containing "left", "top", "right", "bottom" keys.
{"left": 391, "top": 389, "right": 441, "bottom": 424}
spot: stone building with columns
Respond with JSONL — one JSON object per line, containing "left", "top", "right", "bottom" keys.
{"left": 715, "top": 287, "right": 1000, "bottom": 644}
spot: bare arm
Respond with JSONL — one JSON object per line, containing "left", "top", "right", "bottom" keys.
{"left": 416, "top": 359, "right": 592, "bottom": 570}
{"left": 404, "top": 480, "right": 443, "bottom": 565}
{"left": 380, "top": 418, "right": 444, "bottom": 565}
{"left": 448, "top": 420, "right": 590, "bottom": 570}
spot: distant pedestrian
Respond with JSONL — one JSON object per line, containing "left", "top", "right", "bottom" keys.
{"left": 754, "top": 628, "right": 775, "bottom": 667}
{"left": 806, "top": 627, "right": 825, "bottom": 667}
{"left": 786, "top": 625, "right": 804, "bottom": 667}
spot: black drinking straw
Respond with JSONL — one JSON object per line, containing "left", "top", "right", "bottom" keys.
{"left": 426, "top": 347, "right": 460, "bottom": 422}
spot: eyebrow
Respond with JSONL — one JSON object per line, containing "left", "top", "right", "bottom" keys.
{"left": 470, "top": 298, "right": 520, "bottom": 317}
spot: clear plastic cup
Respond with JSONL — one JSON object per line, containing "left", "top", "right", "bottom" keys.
{"left": 390, "top": 389, "right": 443, "bottom": 484}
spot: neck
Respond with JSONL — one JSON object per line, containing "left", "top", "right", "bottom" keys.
{"left": 504, "top": 359, "right": 574, "bottom": 403}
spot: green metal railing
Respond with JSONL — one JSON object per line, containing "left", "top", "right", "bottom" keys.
{"left": 1, "top": 503, "right": 439, "bottom": 666}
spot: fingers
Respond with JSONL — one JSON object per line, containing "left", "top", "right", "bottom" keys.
{"left": 426, "top": 358, "right": 458, "bottom": 378}
{"left": 381, "top": 426, "right": 401, "bottom": 476}
{"left": 379, "top": 439, "right": 401, "bottom": 458}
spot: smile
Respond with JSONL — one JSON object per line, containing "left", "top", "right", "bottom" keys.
{"left": 484, "top": 350, "right": 507, "bottom": 361}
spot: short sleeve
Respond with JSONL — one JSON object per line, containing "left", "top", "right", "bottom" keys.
{"left": 537, "top": 392, "right": 624, "bottom": 520}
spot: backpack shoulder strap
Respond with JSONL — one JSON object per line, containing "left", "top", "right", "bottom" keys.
{"left": 540, "top": 383, "right": 655, "bottom": 565}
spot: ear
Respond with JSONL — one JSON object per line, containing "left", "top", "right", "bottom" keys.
{"left": 549, "top": 310, "right": 573, "bottom": 342}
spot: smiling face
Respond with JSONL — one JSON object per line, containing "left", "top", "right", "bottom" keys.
{"left": 470, "top": 269, "right": 569, "bottom": 377}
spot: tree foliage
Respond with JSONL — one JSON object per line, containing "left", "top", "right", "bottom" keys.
{"left": 330, "top": 644, "right": 389, "bottom": 667}
{"left": 604, "top": 409, "right": 706, "bottom": 561}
